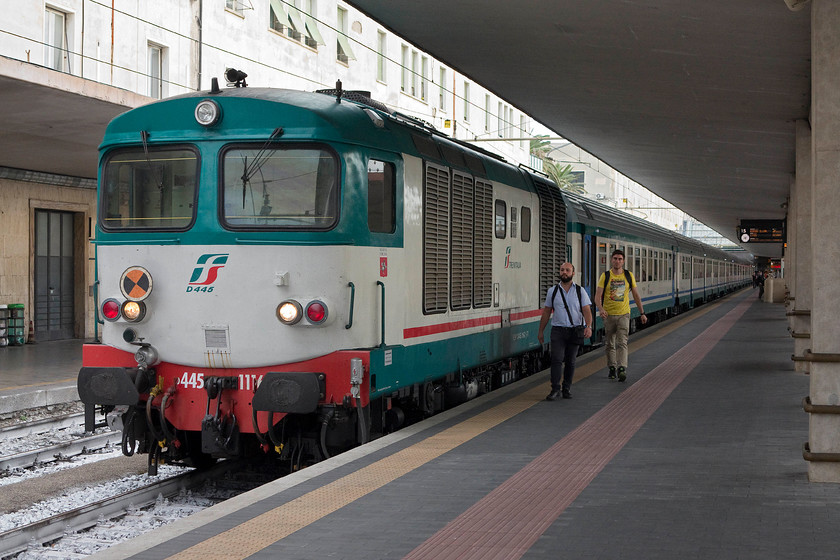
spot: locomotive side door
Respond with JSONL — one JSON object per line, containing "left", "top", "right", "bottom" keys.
{"left": 580, "top": 234, "right": 597, "bottom": 301}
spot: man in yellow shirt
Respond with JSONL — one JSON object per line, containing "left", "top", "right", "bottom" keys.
{"left": 594, "top": 249, "right": 647, "bottom": 382}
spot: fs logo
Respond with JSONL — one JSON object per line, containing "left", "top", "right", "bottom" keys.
{"left": 504, "top": 246, "right": 522, "bottom": 269}
{"left": 187, "top": 253, "right": 228, "bottom": 293}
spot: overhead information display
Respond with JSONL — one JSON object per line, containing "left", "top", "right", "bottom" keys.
{"left": 738, "top": 220, "right": 785, "bottom": 243}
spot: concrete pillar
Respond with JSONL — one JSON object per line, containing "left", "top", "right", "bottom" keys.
{"left": 786, "top": 174, "right": 796, "bottom": 329}
{"left": 792, "top": 120, "right": 812, "bottom": 374}
{"left": 807, "top": 0, "right": 840, "bottom": 483}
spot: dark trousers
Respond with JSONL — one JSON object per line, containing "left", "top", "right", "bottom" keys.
{"left": 550, "top": 327, "right": 580, "bottom": 392}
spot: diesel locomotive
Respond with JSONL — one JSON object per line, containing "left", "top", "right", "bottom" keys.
{"left": 78, "top": 79, "right": 751, "bottom": 473}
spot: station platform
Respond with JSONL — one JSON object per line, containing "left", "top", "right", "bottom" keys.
{"left": 73, "top": 288, "right": 839, "bottom": 560}
{"left": 0, "top": 338, "right": 81, "bottom": 414}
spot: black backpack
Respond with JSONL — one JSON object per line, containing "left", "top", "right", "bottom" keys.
{"left": 600, "top": 269, "right": 633, "bottom": 305}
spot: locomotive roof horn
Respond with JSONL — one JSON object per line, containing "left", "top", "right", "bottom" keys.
{"left": 225, "top": 68, "right": 248, "bottom": 88}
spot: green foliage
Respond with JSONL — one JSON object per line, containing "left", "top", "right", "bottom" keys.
{"left": 530, "top": 136, "right": 586, "bottom": 194}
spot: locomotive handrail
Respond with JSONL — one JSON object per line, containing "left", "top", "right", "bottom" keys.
{"left": 377, "top": 281, "right": 386, "bottom": 348}
{"left": 346, "top": 282, "right": 355, "bottom": 329}
{"left": 93, "top": 280, "right": 104, "bottom": 326}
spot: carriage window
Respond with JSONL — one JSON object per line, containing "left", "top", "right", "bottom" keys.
{"left": 653, "top": 250, "right": 659, "bottom": 281}
{"left": 635, "top": 248, "right": 641, "bottom": 274}
{"left": 521, "top": 207, "right": 531, "bottom": 242}
{"left": 494, "top": 199, "right": 507, "bottom": 238}
{"left": 221, "top": 146, "right": 338, "bottom": 230}
{"left": 101, "top": 147, "right": 199, "bottom": 230}
{"left": 368, "top": 159, "right": 395, "bottom": 233}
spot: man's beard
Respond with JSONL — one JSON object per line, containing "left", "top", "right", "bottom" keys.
{"left": 559, "top": 274, "right": 572, "bottom": 283}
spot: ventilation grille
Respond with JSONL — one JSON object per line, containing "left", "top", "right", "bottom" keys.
{"left": 473, "top": 178, "right": 493, "bottom": 308}
{"left": 450, "top": 172, "right": 474, "bottom": 311}
{"left": 534, "top": 179, "right": 566, "bottom": 304}
{"left": 423, "top": 163, "right": 450, "bottom": 313}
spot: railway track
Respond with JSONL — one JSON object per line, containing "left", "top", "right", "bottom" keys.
{"left": 0, "top": 460, "right": 241, "bottom": 559}
{"left": 1, "top": 412, "right": 119, "bottom": 473}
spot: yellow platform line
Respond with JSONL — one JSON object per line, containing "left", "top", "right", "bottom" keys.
{"left": 166, "top": 292, "right": 742, "bottom": 560}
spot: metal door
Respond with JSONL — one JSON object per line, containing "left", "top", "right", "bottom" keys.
{"left": 34, "top": 210, "right": 75, "bottom": 340}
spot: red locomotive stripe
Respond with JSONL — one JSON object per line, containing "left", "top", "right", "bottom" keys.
{"left": 403, "top": 315, "right": 501, "bottom": 339}
{"left": 510, "top": 309, "right": 542, "bottom": 321}
{"left": 402, "top": 298, "right": 753, "bottom": 560}
{"left": 403, "top": 309, "right": 542, "bottom": 339}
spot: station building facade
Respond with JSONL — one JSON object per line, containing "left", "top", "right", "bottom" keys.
{"left": 0, "top": 0, "right": 535, "bottom": 341}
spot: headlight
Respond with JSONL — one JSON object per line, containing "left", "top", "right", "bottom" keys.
{"left": 195, "top": 100, "right": 221, "bottom": 127}
{"left": 121, "top": 301, "right": 146, "bottom": 322}
{"left": 277, "top": 300, "right": 302, "bottom": 325}
{"left": 120, "top": 266, "right": 153, "bottom": 301}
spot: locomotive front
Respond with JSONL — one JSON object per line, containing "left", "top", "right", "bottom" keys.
{"left": 78, "top": 87, "right": 391, "bottom": 470}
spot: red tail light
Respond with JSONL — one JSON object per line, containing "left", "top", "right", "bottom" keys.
{"left": 102, "top": 299, "right": 121, "bottom": 321}
{"left": 305, "top": 301, "right": 327, "bottom": 324}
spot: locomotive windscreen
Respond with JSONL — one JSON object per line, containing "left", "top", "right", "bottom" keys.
{"left": 221, "top": 146, "right": 338, "bottom": 230}
{"left": 100, "top": 147, "right": 199, "bottom": 230}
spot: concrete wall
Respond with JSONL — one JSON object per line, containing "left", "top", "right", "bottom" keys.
{"left": 0, "top": 178, "right": 96, "bottom": 339}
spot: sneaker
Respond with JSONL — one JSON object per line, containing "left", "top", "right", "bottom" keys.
{"left": 546, "top": 390, "right": 560, "bottom": 401}
{"left": 562, "top": 390, "right": 572, "bottom": 399}
{"left": 617, "top": 367, "right": 627, "bottom": 382}
{"left": 608, "top": 366, "right": 616, "bottom": 380}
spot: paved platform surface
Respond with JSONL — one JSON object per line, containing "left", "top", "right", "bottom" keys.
{"left": 74, "top": 288, "right": 840, "bottom": 560}
{"left": 0, "top": 338, "right": 82, "bottom": 413}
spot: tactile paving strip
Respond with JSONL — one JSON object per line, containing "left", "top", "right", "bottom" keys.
{"left": 402, "top": 298, "right": 753, "bottom": 560}
{"left": 164, "top": 296, "right": 742, "bottom": 560}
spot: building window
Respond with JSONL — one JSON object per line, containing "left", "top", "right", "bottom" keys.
{"left": 44, "top": 7, "right": 68, "bottom": 72}
{"left": 270, "top": 0, "right": 322, "bottom": 49}
{"left": 439, "top": 67, "right": 447, "bottom": 112}
{"left": 420, "top": 56, "right": 428, "bottom": 101}
{"left": 226, "top": 0, "right": 245, "bottom": 16}
{"left": 411, "top": 50, "right": 418, "bottom": 96}
{"left": 376, "top": 31, "right": 386, "bottom": 82}
{"left": 463, "top": 81, "right": 470, "bottom": 122}
{"left": 497, "top": 102, "right": 504, "bottom": 138}
{"left": 401, "top": 45, "right": 409, "bottom": 92}
{"left": 336, "top": 6, "right": 355, "bottom": 63}
{"left": 520, "top": 115, "right": 527, "bottom": 149}
{"left": 148, "top": 44, "right": 164, "bottom": 99}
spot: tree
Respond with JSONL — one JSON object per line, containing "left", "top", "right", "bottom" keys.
{"left": 543, "top": 160, "right": 585, "bottom": 194}
{"left": 530, "top": 136, "right": 586, "bottom": 194}
{"left": 530, "top": 135, "right": 552, "bottom": 160}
